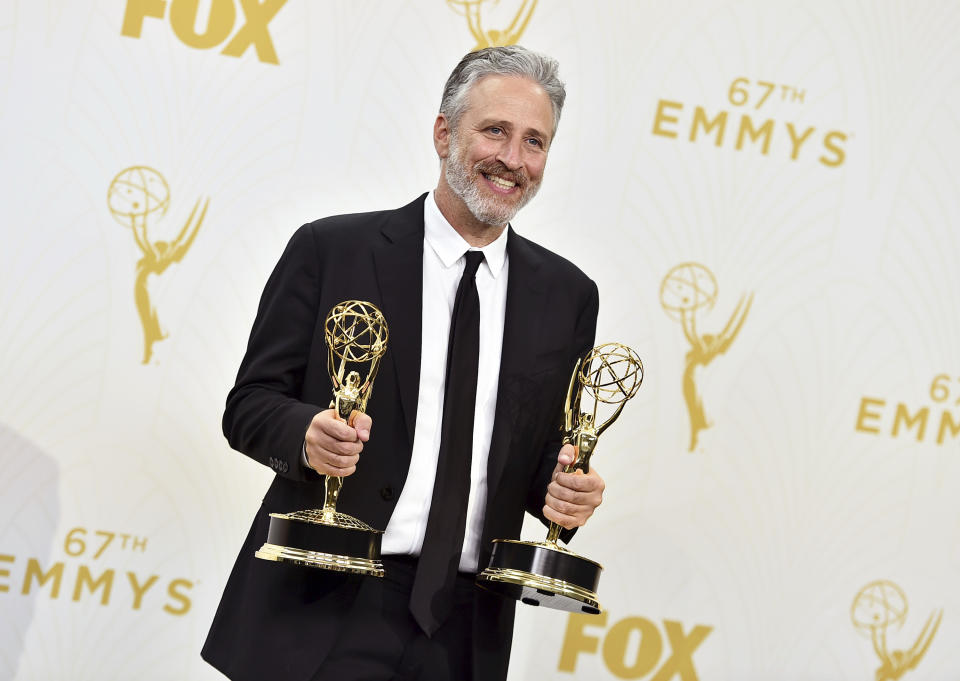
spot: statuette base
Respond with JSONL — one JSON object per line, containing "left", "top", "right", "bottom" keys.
{"left": 255, "top": 510, "right": 384, "bottom": 577}
{"left": 476, "top": 539, "right": 602, "bottom": 614}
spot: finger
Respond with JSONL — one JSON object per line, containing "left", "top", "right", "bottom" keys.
{"left": 310, "top": 449, "right": 360, "bottom": 471}
{"left": 307, "top": 420, "right": 364, "bottom": 450}
{"left": 542, "top": 503, "right": 581, "bottom": 530}
{"left": 304, "top": 443, "right": 360, "bottom": 475}
{"left": 556, "top": 443, "right": 576, "bottom": 467}
{"left": 544, "top": 492, "right": 592, "bottom": 520}
{"left": 312, "top": 411, "right": 359, "bottom": 442}
{"left": 307, "top": 457, "right": 358, "bottom": 477}
{"left": 323, "top": 418, "right": 360, "bottom": 442}
{"left": 305, "top": 426, "right": 364, "bottom": 458}
{"left": 546, "top": 479, "right": 594, "bottom": 504}
{"left": 351, "top": 412, "right": 373, "bottom": 442}
{"left": 315, "top": 436, "right": 363, "bottom": 459}
{"left": 554, "top": 470, "right": 604, "bottom": 493}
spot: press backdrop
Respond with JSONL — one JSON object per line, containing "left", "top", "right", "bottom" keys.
{"left": 2, "top": 1, "right": 959, "bottom": 680}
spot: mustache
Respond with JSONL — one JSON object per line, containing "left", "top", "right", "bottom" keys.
{"left": 473, "top": 161, "right": 529, "bottom": 188}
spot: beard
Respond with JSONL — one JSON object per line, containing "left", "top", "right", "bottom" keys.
{"left": 444, "top": 134, "right": 542, "bottom": 227}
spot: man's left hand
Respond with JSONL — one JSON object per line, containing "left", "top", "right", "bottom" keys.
{"left": 543, "top": 443, "right": 605, "bottom": 530}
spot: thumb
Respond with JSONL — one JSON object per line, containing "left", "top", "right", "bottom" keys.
{"left": 352, "top": 411, "right": 373, "bottom": 441}
{"left": 557, "top": 443, "right": 576, "bottom": 467}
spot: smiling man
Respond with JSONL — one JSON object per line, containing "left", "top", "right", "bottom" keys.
{"left": 436, "top": 73, "right": 550, "bottom": 240}
{"left": 202, "top": 46, "right": 602, "bottom": 681}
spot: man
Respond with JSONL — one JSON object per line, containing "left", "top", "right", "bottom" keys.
{"left": 202, "top": 45, "right": 603, "bottom": 681}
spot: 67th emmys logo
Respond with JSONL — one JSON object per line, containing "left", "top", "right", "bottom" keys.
{"left": 446, "top": 0, "right": 537, "bottom": 50}
{"left": 107, "top": 166, "right": 208, "bottom": 364}
{"left": 851, "top": 580, "right": 942, "bottom": 681}
{"left": 661, "top": 263, "right": 752, "bottom": 451}
{"left": 652, "top": 77, "right": 848, "bottom": 167}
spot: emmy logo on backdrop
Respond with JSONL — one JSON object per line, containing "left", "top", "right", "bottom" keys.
{"left": 851, "top": 580, "right": 943, "bottom": 681}
{"left": 256, "top": 300, "right": 390, "bottom": 577}
{"left": 477, "top": 343, "right": 643, "bottom": 614}
{"left": 107, "top": 166, "right": 209, "bottom": 364}
{"left": 660, "top": 263, "right": 752, "bottom": 451}
{"left": 446, "top": 0, "right": 537, "bottom": 49}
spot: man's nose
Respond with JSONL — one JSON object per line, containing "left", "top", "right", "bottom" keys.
{"left": 496, "top": 136, "right": 524, "bottom": 170}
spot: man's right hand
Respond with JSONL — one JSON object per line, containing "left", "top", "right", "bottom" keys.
{"left": 303, "top": 409, "right": 372, "bottom": 477}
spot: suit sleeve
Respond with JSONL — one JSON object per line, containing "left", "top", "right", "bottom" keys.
{"left": 524, "top": 277, "right": 599, "bottom": 541}
{"left": 221, "top": 224, "right": 325, "bottom": 482}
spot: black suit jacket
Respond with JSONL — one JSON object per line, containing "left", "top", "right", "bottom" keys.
{"left": 202, "top": 194, "right": 598, "bottom": 681}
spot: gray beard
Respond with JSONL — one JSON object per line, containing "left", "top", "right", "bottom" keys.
{"left": 444, "top": 136, "right": 541, "bottom": 227}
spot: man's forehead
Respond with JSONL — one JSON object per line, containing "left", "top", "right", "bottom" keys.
{"left": 461, "top": 74, "right": 554, "bottom": 128}
{"left": 466, "top": 73, "right": 548, "bottom": 102}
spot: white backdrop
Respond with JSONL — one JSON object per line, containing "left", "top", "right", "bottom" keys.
{"left": 1, "top": 1, "right": 959, "bottom": 679}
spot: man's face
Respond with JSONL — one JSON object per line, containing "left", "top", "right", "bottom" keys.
{"left": 440, "top": 75, "right": 554, "bottom": 228}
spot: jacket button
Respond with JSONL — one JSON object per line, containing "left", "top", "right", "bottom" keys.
{"left": 380, "top": 486, "right": 394, "bottom": 501}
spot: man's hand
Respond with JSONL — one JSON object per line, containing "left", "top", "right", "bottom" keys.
{"left": 543, "top": 443, "right": 605, "bottom": 529}
{"left": 304, "top": 409, "right": 372, "bottom": 476}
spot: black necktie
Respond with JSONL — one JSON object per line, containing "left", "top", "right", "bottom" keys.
{"left": 410, "top": 250, "right": 484, "bottom": 635}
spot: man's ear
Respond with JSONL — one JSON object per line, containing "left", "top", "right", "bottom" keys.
{"left": 433, "top": 114, "right": 451, "bottom": 159}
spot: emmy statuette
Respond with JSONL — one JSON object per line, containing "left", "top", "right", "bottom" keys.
{"left": 255, "top": 301, "right": 390, "bottom": 577}
{"left": 476, "top": 343, "right": 643, "bottom": 613}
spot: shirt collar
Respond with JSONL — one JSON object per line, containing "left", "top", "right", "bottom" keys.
{"left": 424, "top": 191, "right": 508, "bottom": 279}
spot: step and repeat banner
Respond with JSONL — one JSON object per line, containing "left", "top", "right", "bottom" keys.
{"left": 1, "top": 1, "right": 959, "bottom": 679}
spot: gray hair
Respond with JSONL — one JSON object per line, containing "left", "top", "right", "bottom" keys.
{"left": 439, "top": 45, "right": 566, "bottom": 137}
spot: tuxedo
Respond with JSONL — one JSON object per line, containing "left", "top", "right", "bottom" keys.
{"left": 202, "top": 194, "right": 598, "bottom": 680}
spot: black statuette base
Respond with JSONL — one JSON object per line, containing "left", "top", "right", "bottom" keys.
{"left": 476, "top": 539, "right": 603, "bottom": 614}
{"left": 255, "top": 511, "right": 384, "bottom": 577}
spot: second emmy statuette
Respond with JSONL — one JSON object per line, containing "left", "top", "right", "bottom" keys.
{"left": 255, "top": 300, "right": 389, "bottom": 577}
{"left": 477, "top": 343, "right": 643, "bottom": 613}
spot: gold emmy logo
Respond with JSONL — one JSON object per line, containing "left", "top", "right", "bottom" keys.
{"left": 661, "top": 263, "right": 752, "bottom": 451}
{"left": 851, "top": 580, "right": 943, "bottom": 681}
{"left": 107, "top": 166, "right": 209, "bottom": 364}
{"left": 446, "top": 0, "right": 537, "bottom": 50}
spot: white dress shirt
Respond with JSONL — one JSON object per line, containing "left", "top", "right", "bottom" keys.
{"left": 381, "top": 191, "right": 509, "bottom": 572}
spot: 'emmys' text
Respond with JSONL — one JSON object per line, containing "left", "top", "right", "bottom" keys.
{"left": 0, "top": 526, "right": 194, "bottom": 616}
{"left": 652, "top": 77, "right": 848, "bottom": 167}
{"left": 856, "top": 374, "right": 960, "bottom": 446}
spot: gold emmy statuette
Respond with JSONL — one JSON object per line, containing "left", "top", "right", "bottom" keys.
{"left": 255, "top": 301, "right": 390, "bottom": 577}
{"left": 477, "top": 343, "right": 643, "bottom": 614}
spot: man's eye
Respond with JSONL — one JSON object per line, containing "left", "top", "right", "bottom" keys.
{"left": 526, "top": 138, "right": 543, "bottom": 148}
{"left": 489, "top": 127, "right": 503, "bottom": 135}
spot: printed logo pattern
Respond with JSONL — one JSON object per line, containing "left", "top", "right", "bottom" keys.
{"left": 446, "top": 0, "right": 537, "bottom": 49}
{"left": 107, "top": 166, "right": 208, "bottom": 364}
{"left": 661, "top": 263, "right": 752, "bottom": 451}
{"left": 851, "top": 580, "right": 943, "bottom": 681}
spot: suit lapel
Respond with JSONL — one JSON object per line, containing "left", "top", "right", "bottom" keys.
{"left": 486, "top": 228, "right": 548, "bottom": 493}
{"left": 373, "top": 195, "right": 426, "bottom": 450}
